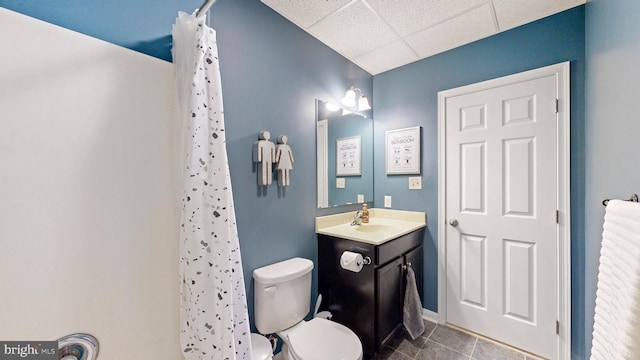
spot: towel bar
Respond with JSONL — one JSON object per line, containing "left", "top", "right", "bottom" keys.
{"left": 602, "top": 194, "right": 638, "bottom": 206}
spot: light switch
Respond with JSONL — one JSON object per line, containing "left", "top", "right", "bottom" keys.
{"left": 384, "top": 196, "right": 392, "bottom": 208}
{"left": 409, "top": 177, "right": 422, "bottom": 190}
{"left": 336, "top": 178, "right": 345, "bottom": 188}
{"left": 357, "top": 194, "right": 364, "bottom": 203}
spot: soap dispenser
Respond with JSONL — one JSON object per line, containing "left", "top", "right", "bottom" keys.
{"left": 361, "top": 203, "right": 369, "bottom": 223}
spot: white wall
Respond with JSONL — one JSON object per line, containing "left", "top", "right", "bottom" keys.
{"left": 0, "top": 8, "right": 181, "bottom": 359}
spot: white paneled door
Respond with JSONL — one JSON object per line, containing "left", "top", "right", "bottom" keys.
{"left": 443, "top": 73, "right": 560, "bottom": 359}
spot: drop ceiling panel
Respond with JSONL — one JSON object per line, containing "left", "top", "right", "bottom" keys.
{"left": 493, "top": 0, "right": 585, "bottom": 31}
{"left": 260, "top": 0, "right": 586, "bottom": 75}
{"left": 261, "top": 0, "right": 352, "bottom": 28}
{"left": 405, "top": 4, "right": 496, "bottom": 59}
{"left": 308, "top": 1, "right": 398, "bottom": 58}
{"left": 367, "top": 0, "right": 487, "bottom": 37}
{"left": 354, "top": 40, "right": 419, "bottom": 75}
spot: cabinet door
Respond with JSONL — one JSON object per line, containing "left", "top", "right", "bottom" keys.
{"left": 404, "top": 245, "right": 424, "bottom": 304}
{"left": 376, "top": 256, "right": 404, "bottom": 349}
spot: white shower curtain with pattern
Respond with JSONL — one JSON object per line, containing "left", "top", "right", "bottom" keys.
{"left": 172, "top": 11, "right": 252, "bottom": 360}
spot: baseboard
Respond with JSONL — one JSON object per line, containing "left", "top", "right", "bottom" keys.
{"left": 422, "top": 308, "right": 438, "bottom": 323}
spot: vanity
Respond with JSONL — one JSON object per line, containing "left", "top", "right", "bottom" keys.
{"left": 316, "top": 209, "right": 426, "bottom": 359}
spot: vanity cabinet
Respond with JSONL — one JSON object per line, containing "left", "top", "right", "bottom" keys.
{"left": 317, "top": 228, "right": 424, "bottom": 359}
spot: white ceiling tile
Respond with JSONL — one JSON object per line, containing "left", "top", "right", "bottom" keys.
{"left": 493, "top": 0, "right": 585, "bottom": 31}
{"left": 308, "top": 1, "right": 399, "bottom": 58}
{"left": 354, "top": 40, "right": 420, "bottom": 75}
{"left": 261, "top": 0, "right": 353, "bottom": 28}
{"left": 405, "top": 4, "right": 496, "bottom": 59}
{"left": 263, "top": 0, "right": 584, "bottom": 73}
{"left": 366, "top": 0, "right": 487, "bottom": 37}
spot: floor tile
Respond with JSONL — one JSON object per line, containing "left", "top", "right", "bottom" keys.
{"left": 429, "top": 325, "right": 477, "bottom": 356}
{"left": 387, "top": 330, "right": 427, "bottom": 358}
{"left": 416, "top": 340, "right": 470, "bottom": 360}
{"left": 378, "top": 346, "right": 413, "bottom": 360}
{"left": 471, "top": 338, "right": 524, "bottom": 360}
{"left": 421, "top": 320, "right": 437, "bottom": 339}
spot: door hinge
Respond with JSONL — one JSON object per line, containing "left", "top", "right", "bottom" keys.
{"left": 555, "top": 99, "right": 559, "bottom": 114}
{"left": 555, "top": 210, "right": 559, "bottom": 224}
{"left": 556, "top": 320, "right": 560, "bottom": 334}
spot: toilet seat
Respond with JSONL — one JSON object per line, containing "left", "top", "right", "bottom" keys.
{"left": 287, "top": 318, "right": 362, "bottom": 360}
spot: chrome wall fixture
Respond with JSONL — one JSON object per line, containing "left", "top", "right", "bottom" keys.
{"left": 195, "top": 0, "right": 217, "bottom": 17}
{"left": 602, "top": 193, "right": 638, "bottom": 206}
{"left": 58, "top": 333, "right": 99, "bottom": 360}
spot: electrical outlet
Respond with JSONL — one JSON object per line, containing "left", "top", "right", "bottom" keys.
{"left": 357, "top": 194, "right": 364, "bottom": 203}
{"left": 409, "top": 176, "right": 422, "bottom": 190}
{"left": 384, "top": 196, "right": 392, "bottom": 208}
{"left": 336, "top": 178, "right": 345, "bottom": 189}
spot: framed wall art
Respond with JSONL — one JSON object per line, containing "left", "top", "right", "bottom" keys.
{"left": 336, "top": 136, "right": 361, "bottom": 176}
{"left": 385, "top": 126, "right": 421, "bottom": 175}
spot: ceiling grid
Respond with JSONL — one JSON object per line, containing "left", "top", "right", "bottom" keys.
{"left": 261, "top": 0, "right": 585, "bottom": 75}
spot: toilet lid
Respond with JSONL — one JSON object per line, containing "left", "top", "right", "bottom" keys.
{"left": 288, "top": 318, "right": 362, "bottom": 360}
{"left": 251, "top": 333, "right": 272, "bottom": 360}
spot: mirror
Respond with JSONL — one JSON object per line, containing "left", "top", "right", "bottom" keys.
{"left": 316, "top": 99, "right": 373, "bottom": 208}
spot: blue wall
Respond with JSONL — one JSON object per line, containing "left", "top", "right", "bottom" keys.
{"left": 3, "top": 1, "right": 600, "bottom": 358}
{"left": 1, "top": 0, "right": 373, "bottom": 331}
{"left": 194, "top": 0, "right": 373, "bottom": 329}
{"left": 327, "top": 114, "right": 374, "bottom": 206}
{"left": 585, "top": 0, "right": 640, "bottom": 358}
{"left": 372, "top": 6, "right": 586, "bottom": 358}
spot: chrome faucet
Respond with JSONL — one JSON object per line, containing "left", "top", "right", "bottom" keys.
{"left": 351, "top": 210, "right": 367, "bottom": 226}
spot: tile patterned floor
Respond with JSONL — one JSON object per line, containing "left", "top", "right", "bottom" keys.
{"left": 377, "top": 320, "right": 545, "bottom": 360}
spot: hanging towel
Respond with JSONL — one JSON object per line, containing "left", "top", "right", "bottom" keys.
{"left": 591, "top": 200, "right": 640, "bottom": 360}
{"left": 403, "top": 266, "right": 425, "bottom": 340}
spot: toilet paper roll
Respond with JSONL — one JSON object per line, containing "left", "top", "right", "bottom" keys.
{"left": 340, "top": 251, "right": 364, "bottom": 273}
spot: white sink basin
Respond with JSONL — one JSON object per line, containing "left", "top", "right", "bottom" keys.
{"left": 316, "top": 208, "right": 426, "bottom": 245}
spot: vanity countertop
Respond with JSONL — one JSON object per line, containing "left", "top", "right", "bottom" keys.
{"left": 315, "top": 208, "right": 426, "bottom": 245}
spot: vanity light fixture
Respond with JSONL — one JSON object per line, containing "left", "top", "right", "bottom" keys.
{"left": 342, "top": 87, "right": 358, "bottom": 108}
{"left": 341, "top": 86, "right": 371, "bottom": 112}
{"left": 358, "top": 94, "right": 371, "bottom": 111}
{"left": 325, "top": 102, "right": 341, "bottom": 112}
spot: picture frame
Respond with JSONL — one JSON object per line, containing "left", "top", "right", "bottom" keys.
{"left": 386, "top": 126, "right": 421, "bottom": 175}
{"left": 336, "top": 136, "right": 361, "bottom": 176}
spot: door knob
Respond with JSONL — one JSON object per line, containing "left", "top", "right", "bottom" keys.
{"left": 448, "top": 219, "right": 459, "bottom": 227}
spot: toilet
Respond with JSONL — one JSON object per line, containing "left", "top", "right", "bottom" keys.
{"left": 252, "top": 257, "right": 363, "bottom": 360}
{"left": 251, "top": 333, "right": 273, "bottom": 360}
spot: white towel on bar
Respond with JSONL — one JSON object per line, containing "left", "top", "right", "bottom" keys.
{"left": 591, "top": 200, "right": 640, "bottom": 360}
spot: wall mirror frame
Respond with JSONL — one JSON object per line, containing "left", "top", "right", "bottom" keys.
{"left": 316, "top": 99, "right": 373, "bottom": 209}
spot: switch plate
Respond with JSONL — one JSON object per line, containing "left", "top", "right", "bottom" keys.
{"left": 384, "top": 196, "right": 392, "bottom": 208}
{"left": 336, "top": 178, "right": 345, "bottom": 189}
{"left": 357, "top": 194, "right": 364, "bottom": 203}
{"left": 409, "top": 177, "right": 422, "bottom": 190}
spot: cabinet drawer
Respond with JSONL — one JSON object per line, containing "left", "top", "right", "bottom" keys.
{"left": 376, "top": 228, "right": 424, "bottom": 265}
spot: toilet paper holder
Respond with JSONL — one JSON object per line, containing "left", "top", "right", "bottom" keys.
{"left": 362, "top": 256, "right": 372, "bottom": 265}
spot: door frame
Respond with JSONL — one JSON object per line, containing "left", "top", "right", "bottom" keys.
{"left": 317, "top": 119, "right": 329, "bottom": 208}
{"left": 436, "top": 62, "right": 571, "bottom": 359}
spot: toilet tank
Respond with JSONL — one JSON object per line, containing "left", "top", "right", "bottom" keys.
{"left": 253, "top": 257, "right": 314, "bottom": 334}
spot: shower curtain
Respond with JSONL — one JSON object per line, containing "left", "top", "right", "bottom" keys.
{"left": 173, "top": 12, "right": 252, "bottom": 360}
